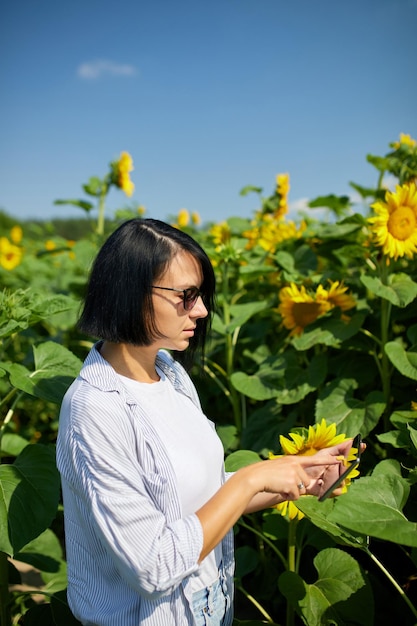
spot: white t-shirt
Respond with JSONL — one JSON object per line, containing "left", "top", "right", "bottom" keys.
{"left": 118, "top": 366, "right": 224, "bottom": 590}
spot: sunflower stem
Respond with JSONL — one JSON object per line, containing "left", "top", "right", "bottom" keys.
{"left": 286, "top": 518, "right": 298, "bottom": 626}
{"left": 239, "top": 518, "right": 288, "bottom": 569}
{"left": 221, "top": 261, "right": 242, "bottom": 438}
{"left": 379, "top": 258, "right": 393, "bottom": 429}
{"left": 364, "top": 547, "right": 417, "bottom": 620}
{"left": 235, "top": 582, "right": 275, "bottom": 623}
{"left": 96, "top": 182, "right": 108, "bottom": 237}
{"left": 0, "top": 551, "right": 11, "bottom": 626}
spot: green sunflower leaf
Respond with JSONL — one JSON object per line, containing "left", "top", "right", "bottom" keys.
{"left": 385, "top": 341, "right": 417, "bottom": 380}
{"left": 0, "top": 341, "right": 82, "bottom": 404}
{"left": 315, "top": 378, "right": 385, "bottom": 438}
{"left": 298, "top": 462, "right": 416, "bottom": 547}
{"left": 231, "top": 353, "right": 327, "bottom": 403}
{"left": 0, "top": 444, "right": 60, "bottom": 556}
{"left": 279, "top": 548, "right": 373, "bottom": 626}
{"left": 224, "top": 449, "right": 261, "bottom": 471}
{"left": 360, "top": 273, "right": 417, "bottom": 307}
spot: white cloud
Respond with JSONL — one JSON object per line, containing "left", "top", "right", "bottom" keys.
{"left": 77, "top": 59, "right": 137, "bottom": 79}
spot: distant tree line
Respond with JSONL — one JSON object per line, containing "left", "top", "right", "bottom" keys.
{"left": 0, "top": 208, "right": 115, "bottom": 240}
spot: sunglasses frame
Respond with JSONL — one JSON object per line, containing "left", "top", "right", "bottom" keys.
{"left": 151, "top": 285, "right": 203, "bottom": 311}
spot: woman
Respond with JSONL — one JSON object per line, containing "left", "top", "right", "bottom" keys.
{"left": 57, "top": 218, "right": 350, "bottom": 626}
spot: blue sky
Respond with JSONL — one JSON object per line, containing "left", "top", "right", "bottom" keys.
{"left": 1, "top": 0, "right": 416, "bottom": 225}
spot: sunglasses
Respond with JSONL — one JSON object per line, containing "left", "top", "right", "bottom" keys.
{"left": 151, "top": 285, "right": 203, "bottom": 311}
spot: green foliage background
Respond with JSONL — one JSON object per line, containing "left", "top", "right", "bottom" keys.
{"left": 1, "top": 138, "right": 417, "bottom": 625}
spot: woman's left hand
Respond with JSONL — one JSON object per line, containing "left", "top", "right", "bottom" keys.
{"left": 303, "top": 439, "right": 364, "bottom": 497}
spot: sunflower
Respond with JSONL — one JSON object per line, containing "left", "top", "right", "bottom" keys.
{"left": 210, "top": 221, "right": 231, "bottom": 247}
{"left": 243, "top": 218, "right": 305, "bottom": 253}
{"left": 0, "top": 237, "right": 23, "bottom": 270}
{"left": 191, "top": 211, "right": 201, "bottom": 226}
{"left": 271, "top": 420, "right": 358, "bottom": 519}
{"left": 277, "top": 283, "right": 331, "bottom": 336}
{"left": 368, "top": 182, "right": 417, "bottom": 261}
{"left": 275, "top": 500, "right": 305, "bottom": 521}
{"left": 324, "top": 280, "right": 357, "bottom": 312}
{"left": 275, "top": 173, "right": 290, "bottom": 219}
{"left": 10, "top": 225, "right": 23, "bottom": 244}
{"left": 279, "top": 419, "right": 348, "bottom": 456}
{"left": 176, "top": 209, "right": 190, "bottom": 228}
{"left": 114, "top": 151, "right": 135, "bottom": 197}
{"left": 392, "top": 133, "right": 416, "bottom": 149}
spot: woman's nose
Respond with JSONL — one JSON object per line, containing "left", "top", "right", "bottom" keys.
{"left": 190, "top": 296, "right": 208, "bottom": 318}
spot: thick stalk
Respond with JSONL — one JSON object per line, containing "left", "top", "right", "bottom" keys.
{"left": 238, "top": 518, "right": 287, "bottom": 569}
{"left": 365, "top": 547, "right": 417, "bottom": 620}
{"left": 0, "top": 551, "right": 11, "bottom": 626}
{"left": 286, "top": 519, "right": 298, "bottom": 626}
{"left": 235, "top": 582, "right": 275, "bottom": 623}
{"left": 221, "top": 263, "right": 242, "bottom": 435}
{"left": 379, "top": 259, "right": 392, "bottom": 429}
{"left": 96, "top": 184, "right": 108, "bottom": 237}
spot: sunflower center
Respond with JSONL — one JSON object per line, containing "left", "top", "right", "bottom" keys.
{"left": 292, "top": 302, "right": 322, "bottom": 328}
{"left": 388, "top": 205, "right": 416, "bottom": 240}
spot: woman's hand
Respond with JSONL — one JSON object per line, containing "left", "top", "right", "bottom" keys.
{"left": 247, "top": 451, "right": 343, "bottom": 501}
{"left": 303, "top": 439, "right": 365, "bottom": 497}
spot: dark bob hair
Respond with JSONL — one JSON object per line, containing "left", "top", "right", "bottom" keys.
{"left": 78, "top": 218, "right": 216, "bottom": 364}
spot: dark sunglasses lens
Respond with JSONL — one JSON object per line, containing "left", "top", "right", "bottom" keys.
{"left": 184, "top": 288, "right": 200, "bottom": 310}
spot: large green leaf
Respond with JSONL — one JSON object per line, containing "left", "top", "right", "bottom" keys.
{"left": 327, "top": 477, "right": 417, "bottom": 546}
{"left": 295, "top": 497, "right": 368, "bottom": 549}
{"left": 292, "top": 313, "right": 365, "bottom": 350}
{"left": 16, "top": 528, "right": 67, "bottom": 592}
{"left": 0, "top": 433, "right": 29, "bottom": 457}
{"left": 231, "top": 353, "right": 327, "bottom": 403}
{"left": 315, "top": 378, "right": 385, "bottom": 438}
{"left": 298, "top": 463, "right": 417, "bottom": 547}
{"left": 0, "top": 341, "right": 82, "bottom": 404}
{"left": 0, "top": 444, "right": 61, "bottom": 555}
{"left": 0, "top": 291, "right": 78, "bottom": 339}
{"left": 361, "top": 273, "right": 417, "bottom": 307}
{"left": 224, "top": 450, "right": 261, "bottom": 472}
{"left": 226, "top": 301, "right": 270, "bottom": 333}
{"left": 385, "top": 341, "right": 417, "bottom": 381}
{"left": 279, "top": 548, "right": 373, "bottom": 626}
{"left": 54, "top": 198, "right": 94, "bottom": 212}
{"left": 308, "top": 194, "right": 351, "bottom": 217}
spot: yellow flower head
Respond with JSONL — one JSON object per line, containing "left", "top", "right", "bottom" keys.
{"left": 275, "top": 500, "right": 305, "bottom": 521}
{"left": 275, "top": 172, "right": 290, "bottom": 219}
{"left": 368, "top": 182, "right": 417, "bottom": 260}
{"left": 210, "top": 221, "right": 231, "bottom": 246}
{"left": 176, "top": 209, "right": 190, "bottom": 228}
{"left": 243, "top": 218, "right": 305, "bottom": 253}
{"left": 191, "top": 211, "right": 201, "bottom": 226}
{"left": 0, "top": 237, "right": 23, "bottom": 270}
{"left": 271, "top": 420, "right": 358, "bottom": 518}
{"left": 320, "top": 280, "right": 357, "bottom": 312}
{"left": 114, "top": 151, "right": 135, "bottom": 197}
{"left": 10, "top": 225, "right": 23, "bottom": 244}
{"left": 45, "top": 240, "right": 56, "bottom": 251}
{"left": 279, "top": 419, "right": 348, "bottom": 456}
{"left": 392, "top": 133, "right": 417, "bottom": 149}
{"left": 277, "top": 283, "right": 331, "bottom": 336}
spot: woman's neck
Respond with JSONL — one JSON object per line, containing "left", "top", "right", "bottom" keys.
{"left": 99, "top": 341, "right": 160, "bottom": 383}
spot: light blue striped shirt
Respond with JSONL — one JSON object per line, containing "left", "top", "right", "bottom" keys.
{"left": 56, "top": 344, "right": 234, "bottom": 626}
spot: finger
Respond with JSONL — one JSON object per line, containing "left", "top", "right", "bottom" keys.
{"left": 297, "top": 453, "right": 342, "bottom": 467}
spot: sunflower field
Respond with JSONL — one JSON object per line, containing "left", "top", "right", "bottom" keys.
{"left": 1, "top": 136, "right": 417, "bottom": 626}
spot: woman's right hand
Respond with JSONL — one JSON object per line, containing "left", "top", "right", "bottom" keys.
{"left": 243, "top": 451, "right": 343, "bottom": 501}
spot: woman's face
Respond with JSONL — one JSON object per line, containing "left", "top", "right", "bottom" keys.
{"left": 151, "top": 250, "right": 208, "bottom": 352}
